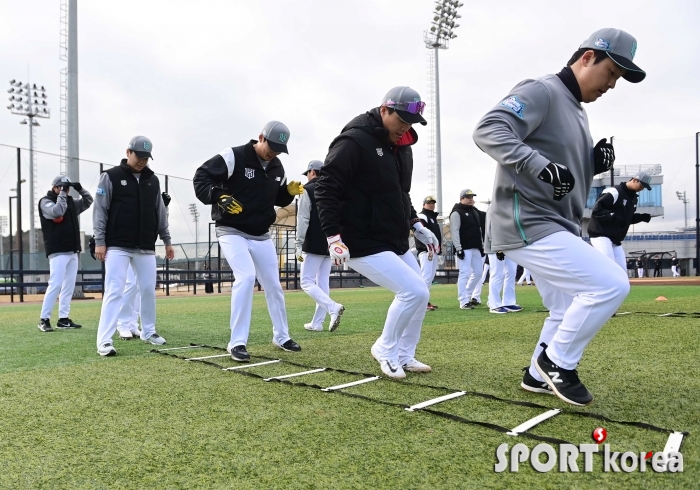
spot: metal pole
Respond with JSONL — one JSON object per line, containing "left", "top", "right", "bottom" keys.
{"left": 9, "top": 196, "right": 14, "bottom": 303}
{"left": 695, "top": 132, "right": 699, "bottom": 275}
{"left": 165, "top": 174, "right": 170, "bottom": 296}
{"left": 16, "top": 148, "right": 24, "bottom": 302}
{"left": 66, "top": 0, "right": 79, "bottom": 190}
{"left": 434, "top": 45, "right": 443, "bottom": 218}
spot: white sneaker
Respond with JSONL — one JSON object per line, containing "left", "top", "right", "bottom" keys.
{"left": 304, "top": 322, "right": 323, "bottom": 332}
{"left": 143, "top": 333, "right": 166, "bottom": 345}
{"left": 117, "top": 329, "right": 133, "bottom": 340}
{"left": 371, "top": 343, "right": 405, "bottom": 379}
{"left": 98, "top": 342, "right": 116, "bottom": 356}
{"left": 329, "top": 305, "right": 345, "bottom": 332}
{"left": 130, "top": 328, "right": 142, "bottom": 338}
{"left": 402, "top": 358, "right": 432, "bottom": 373}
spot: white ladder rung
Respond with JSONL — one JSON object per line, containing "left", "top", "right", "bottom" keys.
{"left": 264, "top": 368, "right": 326, "bottom": 381}
{"left": 223, "top": 359, "right": 281, "bottom": 371}
{"left": 322, "top": 376, "right": 380, "bottom": 392}
{"left": 405, "top": 391, "right": 467, "bottom": 412}
{"left": 156, "top": 345, "right": 203, "bottom": 351}
{"left": 507, "top": 409, "right": 562, "bottom": 436}
{"left": 658, "top": 432, "right": 685, "bottom": 471}
{"left": 186, "top": 354, "right": 231, "bottom": 361}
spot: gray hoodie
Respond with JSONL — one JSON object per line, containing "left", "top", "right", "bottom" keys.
{"left": 473, "top": 75, "right": 594, "bottom": 251}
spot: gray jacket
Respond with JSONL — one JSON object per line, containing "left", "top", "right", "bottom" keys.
{"left": 39, "top": 188, "right": 93, "bottom": 219}
{"left": 473, "top": 75, "right": 594, "bottom": 251}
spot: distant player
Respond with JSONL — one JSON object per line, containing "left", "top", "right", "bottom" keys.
{"left": 517, "top": 268, "right": 532, "bottom": 286}
{"left": 487, "top": 252, "right": 522, "bottom": 314}
{"left": 449, "top": 189, "right": 484, "bottom": 309}
{"left": 671, "top": 255, "right": 680, "bottom": 277}
{"left": 417, "top": 196, "right": 442, "bottom": 310}
{"left": 637, "top": 257, "right": 645, "bottom": 278}
{"left": 469, "top": 254, "right": 489, "bottom": 306}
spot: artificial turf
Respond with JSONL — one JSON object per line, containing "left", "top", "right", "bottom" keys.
{"left": 0, "top": 284, "right": 697, "bottom": 488}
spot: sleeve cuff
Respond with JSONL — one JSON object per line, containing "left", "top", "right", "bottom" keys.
{"left": 95, "top": 239, "right": 106, "bottom": 246}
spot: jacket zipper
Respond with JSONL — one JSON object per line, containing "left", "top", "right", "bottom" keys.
{"left": 513, "top": 191, "right": 529, "bottom": 245}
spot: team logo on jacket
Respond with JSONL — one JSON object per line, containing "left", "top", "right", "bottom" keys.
{"left": 245, "top": 168, "right": 255, "bottom": 179}
{"left": 120, "top": 180, "right": 127, "bottom": 186}
{"left": 501, "top": 96, "right": 525, "bottom": 119}
{"left": 376, "top": 148, "right": 383, "bottom": 156}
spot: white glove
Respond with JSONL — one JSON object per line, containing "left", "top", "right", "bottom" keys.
{"left": 295, "top": 246, "right": 304, "bottom": 263}
{"left": 438, "top": 254, "right": 445, "bottom": 266}
{"left": 327, "top": 234, "right": 350, "bottom": 266}
{"left": 413, "top": 222, "right": 439, "bottom": 255}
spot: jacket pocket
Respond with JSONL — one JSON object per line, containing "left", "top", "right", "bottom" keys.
{"left": 513, "top": 191, "right": 529, "bottom": 245}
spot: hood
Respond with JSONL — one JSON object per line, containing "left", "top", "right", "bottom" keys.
{"left": 451, "top": 202, "right": 474, "bottom": 214}
{"left": 120, "top": 159, "right": 155, "bottom": 178}
{"left": 341, "top": 107, "right": 419, "bottom": 147}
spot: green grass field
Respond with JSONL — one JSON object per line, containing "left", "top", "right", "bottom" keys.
{"left": 0, "top": 284, "right": 698, "bottom": 489}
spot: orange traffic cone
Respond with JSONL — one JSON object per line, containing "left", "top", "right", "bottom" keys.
{"left": 655, "top": 296, "right": 668, "bottom": 301}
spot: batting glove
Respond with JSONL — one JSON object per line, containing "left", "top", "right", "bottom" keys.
{"left": 161, "top": 192, "right": 171, "bottom": 207}
{"left": 217, "top": 194, "right": 243, "bottom": 215}
{"left": 456, "top": 249, "right": 465, "bottom": 260}
{"left": 413, "top": 222, "right": 439, "bottom": 255}
{"left": 295, "top": 246, "right": 304, "bottom": 263}
{"left": 538, "top": 162, "right": 575, "bottom": 201}
{"left": 327, "top": 234, "right": 350, "bottom": 266}
{"left": 639, "top": 213, "right": 651, "bottom": 223}
{"left": 287, "top": 181, "right": 304, "bottom": 196}
{"left": 593, "top": 138, "right": 615, "bottom": 175}
{"left": 496, "top": 251, "right": 505, "bottom": 261}
{"left": 89, "top": 237, "right": 96, "bottom": 260}
{"left": 69, "top": 181, "right": 83, "bottom": 192}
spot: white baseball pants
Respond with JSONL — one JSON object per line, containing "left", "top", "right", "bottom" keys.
{"left": 418, "top": 251, "right": 438, "bottom": 291}
{"left": 117, "top": 265, "right": 141, "bottom": 333}
{"left": 505, "top": 232, "right": 630, "bottom": 377}
{"left": 517, "top": 268, "right": 532, "bottom": 285}
{"left": 300, "top": 253, "right": 340, "bottom": 329}
{"left": 470, "top": 256, "right": 488, "bottom": 302}
{"left": 40, "top": 253, "right": 79, "bottom": 319}
{"left": 457, "top": 249, "right": 483, "bottom": 307}
{"left": 219, "top": 235, "right": 291, "bottom": 350}
{"left": 637, "top": 268, "right": 644, "bottom": 278}
{"left": 349, "top": 251, "right": 429, "bottom": 364}
{"left": 589, "top": 236, "right": 626, "bottom": 271}
{"left": 672, "top": 265, "right": 680, "bottom": 277}
{"left": 487, "top": 255, "right": 517, "bottom": 309}
{"left": 96, "top": 249, "right": 157, "bottom": 348}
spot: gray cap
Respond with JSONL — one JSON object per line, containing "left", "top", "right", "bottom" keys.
{"left": 302, "top": 160, "right": 323, "bottom": 176}
{"left": 632, "top": 171, "right": 652, "bottom": 190}
{"left": 460, "top": 189, "right": 476, "bottom": 198}
{"left": 381, "top": 86, "right": 427, "bottom": 126}
{"left": 51, "top": 175, "right": 71, "bottom": 187}
{"left": 579, "top": 28, "right": 646, "bottom": 83}
{"left": 261, "top": 121, "right": 290, "bottom": 154}
{"left": 128, "top": 135, "right": 154, "bottom": 159}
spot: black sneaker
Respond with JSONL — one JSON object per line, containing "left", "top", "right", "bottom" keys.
{"left": 427, "top": 302, "right": 438, "bottom": 309}
{"left": 535, "top": 350, "right": 593, "bottom": 406}
{"left": 230, "top": 345, "right": 250, "bottom": 362}
{"left": 38, "top": 318, "right": 54, "bottom": 332}
{"left": 274, "top": 339, "right": 302, "bottom": 352}
{"left": 521, "top": 367, "right": 553, "bottom": 395}
{"left": 460, "top": 304, "right": 474, "bottom": 310}
{"left": 469, "top": 298, "right": 481, "bottom": 306}
{"left": 57, "top": 318, "right": 82, "bottom": 329}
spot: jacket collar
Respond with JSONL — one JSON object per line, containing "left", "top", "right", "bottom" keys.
{"left": 119, "top": 159, "right": 155, "bottom": 179}
{"left": 245, "top": 140, "right": 282, "bottom": 171}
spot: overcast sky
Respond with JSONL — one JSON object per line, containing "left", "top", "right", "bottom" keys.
{"left": 1, "top": 0, "right": 699, "bottom": 244}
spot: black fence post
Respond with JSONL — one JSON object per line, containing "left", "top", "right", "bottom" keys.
{"left": 16, "top": 148, "right": 23, "bottom": 303}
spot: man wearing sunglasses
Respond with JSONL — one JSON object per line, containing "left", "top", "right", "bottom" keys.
{"left": 315, "top": 86, "right": 439, "bottom": 379}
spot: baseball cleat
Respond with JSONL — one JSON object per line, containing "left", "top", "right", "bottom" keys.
{"left": 304, "top": 322, "right": 323, "bottom": 332}
{"left": 427, "top": 302, "right": 438, "bottom": 309}
{"left": 98, "top": 342, "right": 117, "bottom": 356}
{"left": 56, "top": 318, "right": 82, "bottom": 329}
{"left": 489, "top": 306, "right": 509, "bottom": 314}
{"left": 502, "top": 305, "right": 523, "bottom": 313}
{"left": 130, "top": 328, "right": 142, "bottom": 338}
{"left": 426, "top": 303, "right": 435, "bottom": 311}
{"left": 535, "top": 350, "right": 593, "bottom": 406}
{"left": 38, "top": 318, "right": 54, "bottom": 332}
{"left": 521, "top": 367, "right": 553, "bottom": 395}
{"left": 460, "top": 303, "right": 474, "bottom": 310}
{"left": 402, "top": 358, "right": 432, "bottom": 373}
{"left": 230, "top": 345, "right": 250, "bottom": 362}
{"left": 143, "top": 333, "right": 166, "bottom": 346}
{"left": 329, "top": 305, "right": 345, "bottom": 332}
{"left": 469, "top": 298, "right": 481, "bottom": 306}
{"left": 274, "top": 339, "right": 301, "bottom": 352}
{"left": 118, "top": 329, "right": 134, "bottom": 340}
{"left": 371, "top": 344, "right": 406, "bottom": 379}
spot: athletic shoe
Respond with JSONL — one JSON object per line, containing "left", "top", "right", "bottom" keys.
{"left": 130, "top": 328, "right": 142, "bottom": 338}
{"left": 371, "top": 344, "right": 406, "bottom": 379}
{"left": 230, "top": 345, "right": 250, "bottom": 362}
{"left": 535, "top": 350, "right": 593, "bottom": 406}
{"left": 402, "top": 358, "right": 432, "bottom": 373}
{"left": 57, "top": 318, "right": 82, "bottom": 329}
{"left": 329, "top": 305, "right": 345, "bottom": 332}
{"left": 460, "top": 304, "right": 474, "bottom": 310}
{"left": 502, "top": 305, "right": 523, "bottom": 313}
{"left": 426, "top": 303, "right": 435, "bottom": 311}
{"left": 274, "top": 339, "right": 301, "bottom": 352}
{"left": 521, "top": 367, "right": 553, "bottom": 395}
{"left": 469, "top": 298, "right": 481, "bottom": 306}
{"left": 98, "top": 342, "right": 116, "bottom": 356}
{"left": 143, "top": 333, "right": 166, "bottom": 346}
{"left": 38, "top": 318, "right": 54, "bottom": 332}
{"left": 489, "top": 307, "right": 509, "bottom": 314}
{"left": 427, "top": 302, "right": 438, "bottom": 309}
{"left": 118, "top": 329, "right": 134, "bottom": 340}
{"left": 304, "top": 322, "right": 323, "bottom": 332}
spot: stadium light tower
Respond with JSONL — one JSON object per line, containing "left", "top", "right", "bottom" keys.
{"left": 424, "top": 0, "right": 462, "bottom": 218}
{"left": 676, "top": 191, "right": 689, "bottom": 230}
{"left": 189, "top": 203, "right": 200, "bottom": 269}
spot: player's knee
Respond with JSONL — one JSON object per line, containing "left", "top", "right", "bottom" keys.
{"left": 236, "top": 273, "right": 256, "bottom": 289}
{"left": 609, "top": 268, "right": 631, "bottom": 298}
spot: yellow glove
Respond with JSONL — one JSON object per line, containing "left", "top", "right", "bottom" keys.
{"left": 217, "top": 194, "right": 243, "bottom": 215}
{"left": 287, "top": 181, "right": 304, "bottom": 196}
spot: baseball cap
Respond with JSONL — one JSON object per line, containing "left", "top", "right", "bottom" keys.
{"left": 632, "top": 171, "right": 652, "bottom": 190}
{"left": 460, "top": 189, "right": 476, "bottom": 198}
{"left": 302, "top": 160, "right": 323, "bottom": 176}
{"left": 579, "top": 28, "right": 646, "bottom": 83}
{"left": 51, "top": 175, "right": 71, "bottom": 187}
{"left": 423, "top": 195, "right": 436, "bottom": 204}
{"left": 128, "top": 135, "right": 154, "bottom": 159}
{"left": 381, "top": 86, "right": 427, "bottom": 126}
{"left": 261, "top": 121, "right": 290, "bottom": 154}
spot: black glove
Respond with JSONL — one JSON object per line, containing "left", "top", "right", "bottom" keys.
{"left": 456, "top": 250, "right": 465, "bottom": 260}
{"left": 89, "top": 237, "right": 96, "bottom": 260}
{"left": 496, "top": 251, "right": 505, "bottom": 261}
{"left": 62, "top": 184, "right": 70, "bottom": 193}
{"left": 639, "top": 213, "right": 651, "bottom": 223}
{"left": 593, "top": 138, "right": 615, "bottom": 175}
{"left": 161, "top": 192, "right": 171, "bottom": 207}
{"left": 69, "top": 182, "right": 82, "bottom": 191}
{"left": 538, "top": 162, "right": 575, "bottom": 201}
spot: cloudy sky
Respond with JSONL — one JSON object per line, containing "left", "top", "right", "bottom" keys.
{"left": 1, "top": 0, "right": 698, "bottom": 244}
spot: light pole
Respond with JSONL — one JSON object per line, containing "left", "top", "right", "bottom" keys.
{"left": 0, "top": 215, "right": 7, "bottom": 259}
{"left": 424, "top": 0, "right": 462, "bottom": 218}
{"left": 189, "top": 203, "right": 200, "bottom": 269}
{"left": 676, "top": 191, "right": 689, "bottom": 230}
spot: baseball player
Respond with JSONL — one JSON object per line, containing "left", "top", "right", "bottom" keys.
{"left": 417, "top": 196, "right": 442, "bottom": 310}
{"left": 636, "top": 257, "right": 645, "bottom": 278}
{"left": 93, "top": 136, "right": 174, "bottom": 356}
{"left": 37, "top": 176, "right": 93, "bottom": 332}
{"left": 587, "top": 171, "right": 652, "bottom": 270}
{"left": 473, "top": 28, "right": 645, "bottom": 406}
{"left": 449, "top": 189, "right": 484, "bottom": 309}
{"left": 487, "top": 252, "right": 522, "bottom": 314}
{"left": 315, "top": 86, "right": 438, "bottom": 379}
{"left": 295, "top": 160, "right": 344, "bottom": 332}
{"left": 671, "top": 255, "right": 680, "bottom": 277}
{"left": 517, "top": 268, "right": 533, "bottom": 286}
{"left": 193, "top": 121, "right": 304, "bottom": 362}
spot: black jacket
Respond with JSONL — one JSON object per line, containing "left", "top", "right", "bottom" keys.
{"left": 39, "top": 191, "right": 81, "bottom": 257}
{"left": 451, "top": 203, "right": 483, "bottom": 252}
{"left": 193, "top": 140, "right": 294, "bottom": 236}
{"left": 315, "top": 108, "right": 418, "bottom": 258}
{"left": 105, "top": 162, "right": 161, "bottom": 250}
{"left": 301, "top": 177, "right": 329, "bottom": 256}
{"left": 587, "top": 183, "right": 645, "bottom": 246}
{"left": 416, "top": 207, "right": 442, "bottom": 255}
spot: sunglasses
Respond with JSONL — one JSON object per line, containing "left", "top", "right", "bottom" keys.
{"left": 384, "top": 99, "right": 426, "bottom": 115}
